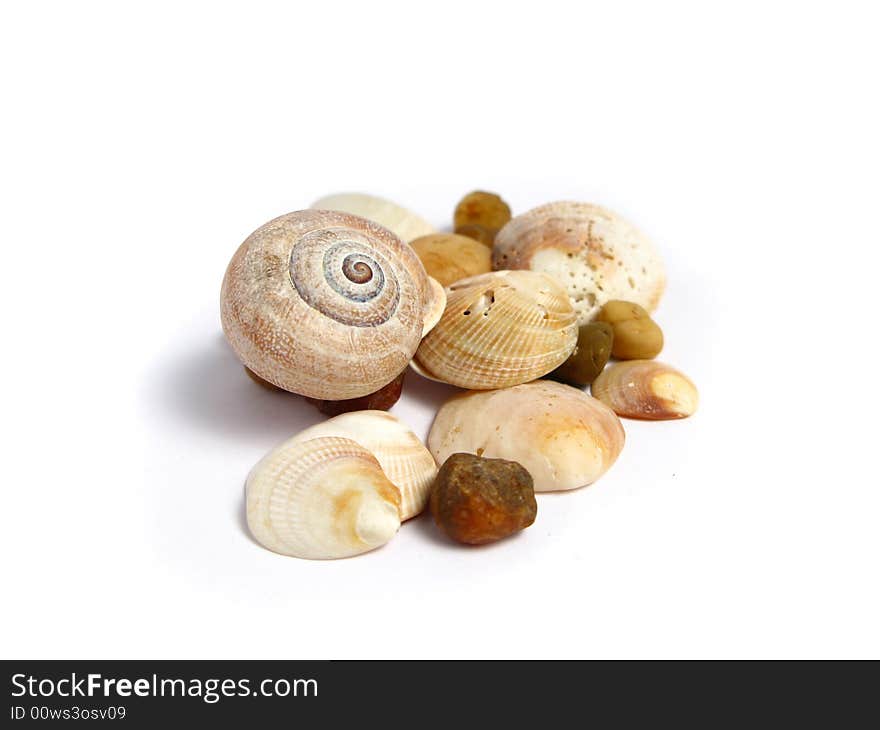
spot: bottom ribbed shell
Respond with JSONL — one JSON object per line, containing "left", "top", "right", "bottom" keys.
{"left": 289, "top": 411, "right": 437, "bottom": 520}
{"left": 246, "top": 436, "right": 401, "bottom": 559}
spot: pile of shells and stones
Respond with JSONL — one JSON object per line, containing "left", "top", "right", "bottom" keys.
{"left": 221, "top": 191, "right": 698, "bottom": 559}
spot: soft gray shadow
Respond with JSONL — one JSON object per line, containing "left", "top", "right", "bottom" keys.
{"left": 401, "top": 368, "right": 461, "bottom": 409}
{"left": 407, "top": 512, "right": 457, "bottom": 548}
{"left": 155, "top": 331, "right": 326, "bottom": 444}
{"left": 236, "top": 490, "right": 262, "bottom": 548}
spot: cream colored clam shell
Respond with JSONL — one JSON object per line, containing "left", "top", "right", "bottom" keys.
{"left": 412, "top": 270, "right": 578, "bottom": 390}
{"left": 221, "top": 209, "right": 436, "bottom": 400}
{"left": 246, "top": 436, "right": 401, "bottom": 559}
{"left": 592, "top": 360, "right": 698, "bottom": 420}
{"left": 287, "top": 411, "right": 437, "bottom": 520}
{"left": 312, "top": 193, "right": 435, "bottom": 243}
{"left": 427, "top": 380, "right": 625, "bottom": 492}
{"left": 422, "top": 276, "right": 446, "bottom": 336}
{"left": 493, "top": 202, "right": 666, "bottom": 325}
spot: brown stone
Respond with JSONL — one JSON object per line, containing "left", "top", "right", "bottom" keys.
{"left": 453, "top": 191, "right": 512, "bottom": 247}
{"left": 430, "top": 453, "right": 536, "bottom": 545}
{"left": 304, "top": 370, "right": 406, "bottom": 416}
{"left": 453, "top": 223, "right": 495, "bottom": 247}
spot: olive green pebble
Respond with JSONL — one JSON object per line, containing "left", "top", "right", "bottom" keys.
{"left": 548, "top": 322, "right": 614, "bottom": 386}
{"left": 595, "top": 300, "right": 664, "bottom": 360}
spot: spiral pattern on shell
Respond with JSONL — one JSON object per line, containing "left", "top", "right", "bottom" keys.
{"left": 288, "top": 226, "right": 400, "bottom": 327}
{"left": 221, "top": 210, "right": 437, "bottom": 400}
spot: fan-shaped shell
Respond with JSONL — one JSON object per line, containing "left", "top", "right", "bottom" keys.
{"left": 493, "top": 202, "right": 665, "bottom": 324}
{"left": 287, "top": 411, "right": 437, "bottom": 520}
{"left": 221, "top": 209, "right": 438, "bottom": 400}
{"left": 312, "top": 192, "right": 435, "bottom": 242}
{"left": 591, "top": 360, "right": 698, "bottom": 420}
{"left": 412, "top": 270, "right": 577, "bottom": 390}
{"left": 427, "top": 380, "right": 624, "bottom": 492}
{"left": 246, "top": 436, "right": 401, "bottom": 559}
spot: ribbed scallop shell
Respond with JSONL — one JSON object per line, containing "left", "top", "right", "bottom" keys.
{"left": 312, "top": 192, "right": 435, "bottom": 242}
{"left": 427, "top": 380, "right": 624, "bottom": 492}
{"left": 591, "top": 361, "right": 698, "bottom": 420}
{"left": 246, "top": 436, "right": 401, "bottom": 560}
{"left": 493, "top": 202, "right": 666, "bottom": 325}
{"left": 221, "top": 209, "right": 436, "bottom": 400}
{"left": 288, "top": 411, "right": 437, "bottom": 520}
{"left": 412, "top": 270, "right": 578, "bottom": 390}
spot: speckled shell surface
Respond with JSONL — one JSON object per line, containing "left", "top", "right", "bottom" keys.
{"left": 493, "top": 202, "right": 665, "bottom": 324}
{"left": 287, "top": 411, "right": 437, "bottom": 520}
{"left": 412, "top": 270, "right": 577, "bottom": 390}
{"left": 221, "top": 209, "right": 435, "bottom": 400}
{"left": 312, "top": 193, "right": 435, "bottom": 242}
{"left": 427, "top": 380, "right": 625, "bottom": 492}
{"left": 246, "top": 436, "right": 401, "bottom": 560}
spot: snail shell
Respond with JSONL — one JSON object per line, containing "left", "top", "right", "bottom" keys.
{"left": 411, "top": 270, "right": 578, "bottom": 390}
{"left": 427, "top": 380, "right": 624, "bottom": 492}
{"left": 591, "top": 360, "right": 698, "bottom": 420}
{"left": 221, "top": 209, "right": 442, "bottom": 400}
{"left": 246, "top": 436, "right": 401, "bottom": 559}
{"left": 493, "top": 202, "right": 665, "bottom": 325}
{"left": 311, "top": 192, "right": 435, "bottom": 243}
{"left": 287, "top": 411, "right": 437, "bottom": 520}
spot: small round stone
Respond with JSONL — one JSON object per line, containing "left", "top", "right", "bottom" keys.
{"left": 453, "top": 223, "right": 494, "bottom": 246}
{"left": 304, "top": 369, "right": 406, "bottom": 416}
{"left": 548, "top": 321, "right": 614, "bottom": 386}
{"left": 430, "top": 453, "right": 537, "bottom": 545}
{"left": 595, "top": 300, "right": 664, "bottom": 360}
{"left": 246, "top": 366, "right": 406, "bottom": 415}
{"left": 453, "top": 191, "right": 512, "bottom": 247}
{"left": 410, "top": 233, "right": 492, "bottom": 287}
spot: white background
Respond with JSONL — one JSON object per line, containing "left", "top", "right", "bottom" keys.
{"left": 2, "top": 1, "right": 878, "bottom": 659}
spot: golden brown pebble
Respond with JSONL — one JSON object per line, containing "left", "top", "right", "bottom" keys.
{"left": 410, "top": 233, "right": 491, "bottom": 287}
{"left": 453, "top": 191, "right": 512, "bottom": 247}
{"left": 430, "top": 453, "right": 537, "bottom": 545}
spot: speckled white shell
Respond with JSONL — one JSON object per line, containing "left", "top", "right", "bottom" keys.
{"left": 312, "top": 193, "right": 435, "bottom": 243}
{"left": 427, "top": 380, "right": 625, "bottom": 492}
{"left": 412, "top": 270, "right": 578, "bottom": 390}
{"left": 221, "top": 209, "right": 442, "bottom": 400}
{"left": 287, "top": 411, "right": 437, "bottom": 520}
{"left": 493, "top": 202, "right": 665, "bottom": 324}
{"left": 246, "top": 436, "right": 401, "bottom": 559}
